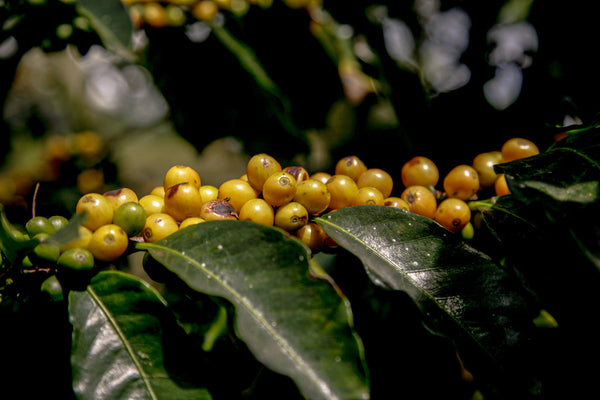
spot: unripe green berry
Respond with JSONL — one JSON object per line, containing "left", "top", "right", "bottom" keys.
{"left": 57, "top": 248, "right": 95, "bottom": 271}
{"left": 26, "top": 216, "right": 56, "bottom": 237}
{"left": 49, "top": 215, "right": 69, "bottom": 232}
{"left": 113, "top": 202, "right": 146, "bottom": 236}
{"left": 40, "top": 275, "right": 64, "bottom": 302}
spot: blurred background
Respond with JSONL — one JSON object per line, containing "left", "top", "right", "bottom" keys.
{"left": 1, "top": 0, "right": 598, "bottom": 223}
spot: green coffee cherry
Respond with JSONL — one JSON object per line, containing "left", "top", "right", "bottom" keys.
{"left": 41, "top": 275, "right": 64, "bottom": 302}
{"left": 32, "top": 242, "right": 61, "bottom": 263}
{"left": 49, "top": 215, "right": 69, "bottom": 232}
{"left": 26, "top": 216, "right": 57, "bottom": 237}
{"left": 113, "top": 202, "right": 146, "bottom": 236}
{"left": 57, "top": 248, "right": 95, "bottom": 271}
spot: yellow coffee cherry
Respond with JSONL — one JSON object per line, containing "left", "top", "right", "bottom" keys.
{"left": 103, "top": 187, "right": 139, "bottom": 211}
{"left": 139, "top": 194, "right": 165, "bottom": 216}
{"left": 199, "top": 185, "right": 219, "bottom": 203}
{"left": 76, "top": 193, "right": 114, "bottom": 231}
{"left": 88, "top": 224, "right": 129, "bottom": 262}
{"left": 295, "top": 222, "right": 326, "bottom": 251}
{"left": 274, "top": 202, "right": 308, "bottom": 231}
{"left": 434, "top": 198, "right": 471, "bottom": 232}
{"left": 262, "top": 171, "right": 297, "bottom": 207}
{"left": 164, "top": 182, "right": 203, "bottom": 222}
{"left": 352, "top": 186, "right": 384, "bottom": 206}
{"left": 293, "top": 179, "right": 331, "bottom": 215}
{"left": 239, "top": 198, "right": 274, "bottom": 226}
{"left": 150, "top": 186, "right": 165, "bottom": 198}
{"left": 246, "top": 153, "right": 282, "bottom": 192}
{"left": 401, "top": 185, "right": 437, "bottom": 219}
{"left": 384, "top": 197, "right": 410, "bottom": 211}
{"left": 326, "top": 175, "right": 359, "bottom": 210}
{"left": 335, "top": 155, "right": 367, "bottom": 182}
{"left": 356, "top": 168, "right": 393, "bottom": 198}
{"left": 180, "top": 217, "right": 206, "bottom": 230}
{"left": 443, "top": 165, "right": 480, "bottom": 201}
{"left": 219, "top": 179, "right": 258, "bottom": 213}
{"left": 142, "top": 213, "right": 179, "bottom": 243}
{"left": 200, "top": 200, "right": 239, "bottom": 221}
{"left": 60, "top": 225, "right": 93, "bottom": 252}
{"left": 163, "top": 165, "right": 202, "bottom": 189}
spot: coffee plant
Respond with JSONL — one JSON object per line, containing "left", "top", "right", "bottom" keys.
{"left": 1, "top": 1, "right": 599, "bottom": 400}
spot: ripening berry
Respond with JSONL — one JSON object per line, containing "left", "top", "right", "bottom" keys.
{"left": 150, "top": 186, "right": 166, "bottom": 198}
{"left": 472, "top": 151, "right": 503, "bottom": 188}
{"left": 293, "top": 179, "right": 331, "bottom": 215}
{"left": 239, "top": 198, "right": 274, "bottom": 226}
{"left": 434, "top": 198, "right": 472, "bottom": 232}
{"left": 139, "top": 194, "right": 165, "bottom": 216}
{"left": 326, "top": 175, "right": 359, "bottom": 210}
{"left": 164, "top": 182, "right": 203, "bottom": 222}
{"left": 274, "top": 202, "right": 309, "bottom": 231}
{"left": 179, "top": 217, "right": 206, "bottom": 230}
{"left": 501, "top": 138, "right": 539, "bottom": 162}
{"left": 283, "top": 166, "right": 310, "bottom": 184}
{"left": 104, "top": 187, "right": 139, "bottom": 211}
{"left": 113, "top": 202, "right": 146, "bottom": 237}
{"left": 443, "top": 165, "right": 480, "bottom": 201}
{"left": 246, "top": 153, "right": 282, "bottom": 192}
{"left": 143, "top": 2, "right": 169, "bottom": 28}
{"left": 76, "top": 193, "right": 114, "bottom": 231}
{"left": 263, "top": 171, "right": 297, "bottom": 207}
{"left": 199, "top": 185, "right": 219, "bottom": 203}
{"left": 60, "top": 225, "right": 93, "bottom": 252}
{"left": 494, "top": 174, "right": 511, "bottom": 196}
{"left": 335, "top": 156, "right": 367, "bottom": 181}
{"left": 163, "top": 165, "right": 202, "bottom": 189}
{"left": 200, "top": 200, "right": 238, "bottom": 221}
{"left": 295, "top": 222, "right": 326, "bottom": 251}
{"left": 142, "top": 213, "right": 179, "bottom": 243}
{"left": 352, "top": 186, "right": 385, "bottom": 206}
{"left": 88, "top": 224, "right": 129, "bottom": 262}
{"left": 401, "top": 156, "right": 439, "bottom": 188}
{"left": 383, "top": 197, "right": 410, "bottom": 211}
{"left": 219, "top": 179, "right": 258, "bottom": 213}
{"left": 357, "top": 168, "right": 393, "bottom": 198}
{"left": 192, "top": 1, "right": 219, "bottom": 21}
{"left": 310, "top": 172, "right": 332, "bottom": 185}
{"left": 401, "top": 185, "right": 437, "bottom": 219}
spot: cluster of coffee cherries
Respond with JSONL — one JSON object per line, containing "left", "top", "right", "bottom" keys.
{"left": 123, "top": 0, "right": 319, "bottom": 29}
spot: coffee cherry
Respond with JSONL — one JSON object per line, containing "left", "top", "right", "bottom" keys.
{"left": 113, "top": 202, "right": 146, "bottom": 236}
{"left": 263, "top": 171, "right": 297, "bottom": 207}
{"left": 192, "top": 0, "right": 219, "bottom": 21}
{"left": 180, "top": 217, "right": 206, "bottom": 230}
{"left": 26, "top": 216, "right": 56, "bottom": 237}
{"left": 246, "top": 153, "right": 282, "bottom": 192}
{"left": 401, "top": 185, "right": 437, "bottom": 219}
{"left": 494, "top": 174, "right": 511, "bottom": 196}
{"left": 461, "top": 221, "right": 475, "bottom": 240}
{"left": 326, "top": 175, "right": 359, "bottom": 210}
{"left": 103, "top": 188, "right": 139, "bottom": 211}
{"left": 49, "top": 215, "right": 69, "bottom": 232}
{"left": 401, "top": 156, "right": 439, "bottom": 188}
{"left": 295, "top": 222, "right": 326, "bottom": 251}
{"left": 30, "top": 241, "right": 61, "bottom": 265}
{"left": 199, "top": 200, "right": 238, "bottom": 221}
{"left": 144, "top": 2, "right": 169, "bottom": 28}
{"left": 40, "top": 275, "right": 63, "bottom": 301}
{"left": 274, "top": 202, "right": 308, "bottom": 231}
{"left": 60, "top": 225, "right": 93, "bottom": 252}
{"left": 434, "top": 198, "right": 471, "bottom": 232}
{"left": 150, "top": 186, "right": 165, "bottom": 198}
{"left": 501, "top": 138, "right": 539, "bottom": 162}
{"left": 219, "top": 179, "right": 258, "bottom": 213}
{"left": 357, "top": 168, "right": 393, "bottom": 198}
{"left": 142, "top": 213, "right": 179, "bottom": 243}
{"left": 283, "top": 166, "right": 310, "bottom": 184}
{"left": 310, "top": 172, "right": 331, "bottom": 185}
{"left": 383, "top": 197, "right": 410, "bottom": 211}
{"left": 443, "top": 165, "right": 479, "bottom": 201}
{"left": 164, "top": 182, "right": 203, "bottom": 222}
{"left": 57, "top": 248, "right": 95, "bottom": 270}
{"left": 352, "top": 186, "right": 384, "bottom": 206}
{"left": 163, "top": 165, "right": 201, "bottom": 189}
{"left": 335, "top": 156, "right": 367, "bottom": 181}
{"left": 76, "top": 193, "right": 114, "bottom": 231}
{"left": 293, "top": 179, "right": 331, "bottom": 215}
{"left": 472, "top": 151, "right": 503, "bottom": 188}
{"left": 239, "top": 198, "right": 274, "bottom": 226}
{"left": 199, "top": 185, "right": 219, "bottom": 203}
{"left": 139, "top": 194, "right": 165, "bottom": 216}
{"left": 88, "top": 224, "right": 129, "bottom": 262}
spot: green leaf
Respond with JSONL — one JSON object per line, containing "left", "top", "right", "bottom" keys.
{"left": 69, "top": 271, "right": 212, "bottom": 400}
{"left": 136, "top": 221, "right": 370, "bottom": 400}
{"left": 315, "top": 206, "right": 536, "bottom": 371}
{"left": 75, "top": 0, "right": 134, "bottom": 60}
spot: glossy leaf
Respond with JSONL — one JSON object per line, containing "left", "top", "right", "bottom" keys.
{"left": 69, "top": 271, "right": 212, "bottom": 400}
{"left": 315, "top": 206, "right": 535, "bottom": 368}
{"left": 136, "top": 221, "right": 370, "bottom": 400}
{"left": 75, "top": 0, "right": 134, "bottom": 60}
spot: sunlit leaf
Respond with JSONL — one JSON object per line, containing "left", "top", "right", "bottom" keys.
{"left": 69, "top": 271, "right": 212, "bottom": 400}
{"left": 136, "top": 221, "right": 370, "bottom": 400}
